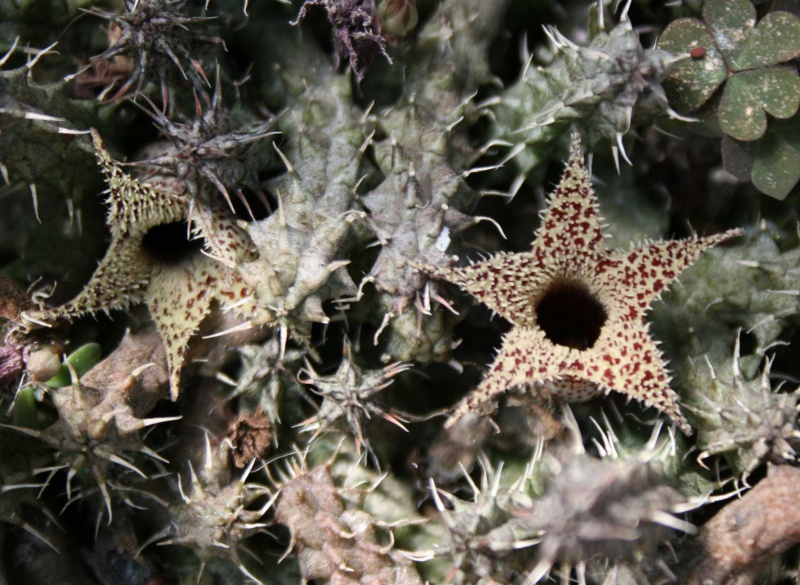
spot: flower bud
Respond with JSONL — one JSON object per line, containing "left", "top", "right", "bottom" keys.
{"left": 379, "top": 0, "right": 418, "bottom": 38}
{"left": 26, "top": 346, "right": 62, "bottom": 382}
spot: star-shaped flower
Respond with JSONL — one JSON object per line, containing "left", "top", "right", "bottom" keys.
{"left": 418, "top": 133, "right": 742, "bottom": 434}
{"left": 23, "top": 130, "right": 260, "bottom": 400}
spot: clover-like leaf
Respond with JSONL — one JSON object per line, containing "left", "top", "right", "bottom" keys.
{"left": 659, "top": 0, "right": 800, "bottom": 135}
{"left": 703, "top": 0, "right": 755, "bottom": 60}
{"left": 658, "top": 18, "right": 727, "bottom": 112}
{"left": 751, "top": 122, "right": 800, "bottom": 200}
{"left": 732, "top": 10, "right": 800, "bottom": 70}
{"left": 719, "top": 68, "right": 800, "bottom": 141}
{"left": 721, "top": 119, "right": 800, "bottom": 199}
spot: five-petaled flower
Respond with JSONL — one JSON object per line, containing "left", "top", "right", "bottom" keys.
{"left": 23, "top": 130, "right": 261, "bottom": 400}
{"left": 417, "top": 133, "right": 742, "bottom": 434}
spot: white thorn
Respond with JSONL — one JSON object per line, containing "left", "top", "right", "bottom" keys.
{"left": 141, "top": 415, "right": 182, "bottom": 427}
{"left": 733, "top": 329, "right": 742, "bottom": 378}
{"left": 473, "top": 215, "right": 507, "bottom": 240}
{"left": 616, "top": 133, "right": 632, "bottom": 167}
{"left": 619, "top": 0, "right": 633, "bottom": 22}
{"left": 30, "top": 183, "right": 41, "bottom": 224}
{"left": 108, "top": 453, "right": 147, "bottom": 478}
{"left": 649, "top": 510, "right": 696, "bottom": 534}
{"left": 0, "top": 36, "right": 20, "bottom": 67}
{"left": 177, "top": 473, "right": 191, "bottom": 504}
{"left": 272, "top": 142, "right": 296, "bottom": 176}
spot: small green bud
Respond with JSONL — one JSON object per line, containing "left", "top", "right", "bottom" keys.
{"left": 379, "top": 0, "right": 418, "bottom": 38}
{"left": 26, "top": 346, "right": 62, "bottom": 382}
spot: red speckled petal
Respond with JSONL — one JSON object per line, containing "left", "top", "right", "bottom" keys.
{"left": 419, "top": 251, "right": 545, "bottom": 327}
{"left": 603, "top": 230, "right": 744, "bottom": 319}
{"left": 581, "top": 321, "right": 690, "bottom": 434}
{"left": 445, "top": 327, "right": 570, "bottom": 428}
{"left": 55, "top": 240, "right": 151, "bottom": 318}
{"left": 91, "top": 129, "right": 189, "bottom": 237}
{"left": 426, "top": 132, "right": 743, "bottom": 435}
{"left": 530, "top": 133, "right": 608, "bottom": 274}
{"left": 146, "top": 256, "right": 218, "bottom": 400}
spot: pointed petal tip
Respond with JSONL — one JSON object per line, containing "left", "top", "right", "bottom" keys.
{"left": 569, "top": 131, "right": 584, "bottom": 162}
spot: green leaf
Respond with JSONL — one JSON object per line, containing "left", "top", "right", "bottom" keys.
{"left": 658, "top": 18, "right": 728, "bottom": 112}
{"left": 688, "top": 90, "right": 726, "bottom": 138}
{"left": 732, "top": 11, "right": 800, "bottom": 70}
{"left": 718, "top": 68, "right": 800, "bottom": 141}
{"left": 13, "top": 386, "right": 40, "bottom": 429}
{"left": 751, "top": 123, "right": 800, "bottom": 199}
{"left": 703, "top": 0, "right": 756, "bottom": 60}
{"left": 721, "top": 135, "right": 755, "bottom": 180}
{"left": 44, "top": 342, "right": 102, "bottom": 388}
{"left": 761, "top": 68, "right": 800, "bottom": 119}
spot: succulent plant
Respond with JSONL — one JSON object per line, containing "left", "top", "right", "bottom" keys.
{"left": 79, "top": 0, "right": 221, "bottom": 102}
{"left": 3, "top": 0, "right": 800, "bottom": 583}
{"left": 690, "top": 333, "right": 800, "bottom": 478}
{"left": 493, "top": 0, "right": 688, "bottom": 176}
{"left": 297, "top": 339, "right": 411, "bottom": 456}
{"left": 292, "top": 0, "right": 390, "bottom": 85}
{"left": 272, "top": 451, "right": 423, "bottom": 584}
{"left": 425, "top": 414, "right": 696, "bottom": 585}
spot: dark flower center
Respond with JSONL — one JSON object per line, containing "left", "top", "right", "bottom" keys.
{"left": 142, "top": 221, "right": 203, "bottom": 264}
{"left": 535, "top": 279, "right": 608, "bottom": 350}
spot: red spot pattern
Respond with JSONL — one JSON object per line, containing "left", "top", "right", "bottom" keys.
{"left": 29, "top": 131, "right": 268, "bottom": 402}
{"left": 428, "top": 133, "right": 743, "bottom": 434}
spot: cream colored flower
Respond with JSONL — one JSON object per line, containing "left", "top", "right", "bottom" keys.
{"left": 418, "top": 133, "right": 742, "bottom": 434}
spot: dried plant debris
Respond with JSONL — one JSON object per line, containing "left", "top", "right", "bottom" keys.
{"left": 0, "top": 338, "right": 25, "bottom": 390}
{"left": 417, "top": 133, "right": 741, "bottom": 433}
{"left": 80, "top": 0, "right": 220, "bottom": 102}
{"left": 0, "top": 271, "right": 31, "bottom": 323}
{"left": 293, "top": 0, "right": 391, "bottom": 84}
{"left": 228, "top": 407, "right": 272, "bottom": 468}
